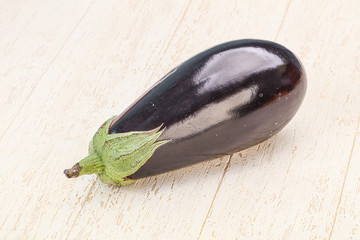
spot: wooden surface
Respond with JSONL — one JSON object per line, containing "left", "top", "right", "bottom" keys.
{"left": 0, "top": 0, "right": 359, "bottom": 239}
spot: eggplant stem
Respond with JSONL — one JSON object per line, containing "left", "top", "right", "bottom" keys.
{"left": 64, "top": 117, "right": 168, "bottom": 185}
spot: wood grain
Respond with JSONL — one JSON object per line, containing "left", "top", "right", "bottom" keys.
{"left": 0, "top": 0, "right": 359, "bottom": 239}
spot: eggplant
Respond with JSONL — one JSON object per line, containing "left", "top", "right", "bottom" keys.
{"left": 64, "top": 39, "right": 306, "bottom": 185}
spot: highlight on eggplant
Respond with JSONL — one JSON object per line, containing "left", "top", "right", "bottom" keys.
{"left": 64, "top": 39, "right": 307, "bottom": 186}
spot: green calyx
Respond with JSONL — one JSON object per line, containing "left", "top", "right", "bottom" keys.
{"left": 64, "top": 116, "right": 169, "bottom": 186}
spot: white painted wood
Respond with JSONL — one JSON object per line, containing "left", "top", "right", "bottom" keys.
{"left": 0, "top": 0, "right": 359, "bottom": 239}
{"left": 0, "top": 0, "right": 93, "bottom": 138}
{"left": 331, "top": 122, "right": 360, "bottom": 239}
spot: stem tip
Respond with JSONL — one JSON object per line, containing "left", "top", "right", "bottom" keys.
{"left": 64, "top": 163, "right": 82, "bottom": 178}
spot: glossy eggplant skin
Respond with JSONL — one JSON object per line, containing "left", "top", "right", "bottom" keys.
{"left": 109, "top": 39, "right": 307, "bottom": 179}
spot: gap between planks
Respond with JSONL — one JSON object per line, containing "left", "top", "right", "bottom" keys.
{"left": 142, "top": 0, "right": 193, "bottom": 90}
{"left": 65, "top": 181, "right": 97, "bottom": 239}
{"left": 328, "top": 115, "right": 360, "bottom": 239}
{"left": 197, "top": 154, "right": 233, "bottom": 240}
{"left": 274, "top": 0, "right": 292, "bottom": 41}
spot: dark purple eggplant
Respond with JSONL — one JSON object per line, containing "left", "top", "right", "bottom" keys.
{"left": 64, "top": 39, "right": 306, "bottom": 185}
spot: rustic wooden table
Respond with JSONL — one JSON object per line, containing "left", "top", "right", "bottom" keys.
{"left": 1, "top": 0, "right": 359, "bottom": 239}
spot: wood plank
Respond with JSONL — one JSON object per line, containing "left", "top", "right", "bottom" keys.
{"left": 0, "top": 0, "right": 93, "bottom": 138}
{"left": 330, "top": 38, "right": 360, "bottom": 239}
{"left": 330, "top": 120, "right": 360, "bottom": 239}
{"left": 198, "top": 0, "right": 360, "bottom": 239}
